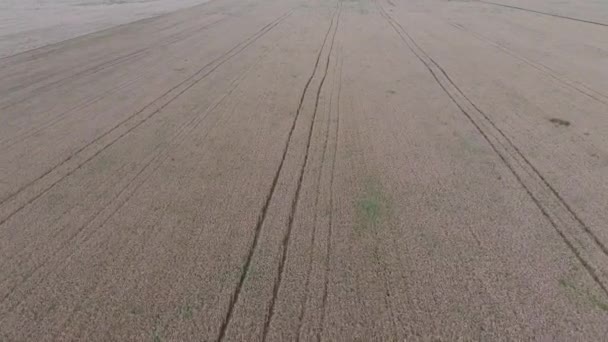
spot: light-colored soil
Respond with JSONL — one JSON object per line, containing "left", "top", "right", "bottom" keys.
{"left": 0, "top": 0, "right": 210, "bottom": 57}
{"left": 1, "top": 0, "right": 608, "bottom": 340}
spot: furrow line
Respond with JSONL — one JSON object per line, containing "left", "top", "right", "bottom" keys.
{"left": 0, "top": 49, "right": 256, "bottom": 313}
{"left": 116, "top": 46, "right": 275, "bottom": 340}
{"left": 375, "top": 0, "right": 608, "bottom": 296}
{"left": 478, "top": 0, "right": 608, "bottom": 27}
{"left": 0, "top": 10, "right": 293, "bottom": 227}
{"left": 0, "top": 15, "right": 227, "bottom": 111}
{"left": 0, "top": 15, "right": 228, "bottom": 150}
{"left": 0, "top": 75, "right": 146, "bottom": 151}
{"left": 0, "top": 0, "right": 217, "bottom": 63}
{"left": 449, "top": 22, "right": 608, "bottom": 105}
{"left": 45, "top": 52, "right": 265, "bottom": 336}
{"left": 0, "top": 48, "right": 147, "bottom": 111}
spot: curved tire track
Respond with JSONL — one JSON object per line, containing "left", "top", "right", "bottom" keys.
{"left": 216, "top": 4, "right": 341, "bottom": 340}
{"left": 262, "top": 4, "right": 341, "bottom": 340}
{"left": 295, "top": 40, "right": 341, "bottom": 342}
{"left": 317, "top": 50, "right": 343, "bottom": 342}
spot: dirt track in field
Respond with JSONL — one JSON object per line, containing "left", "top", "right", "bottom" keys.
{"left": 1, "top": 0, "right": 608, "bottom": 340}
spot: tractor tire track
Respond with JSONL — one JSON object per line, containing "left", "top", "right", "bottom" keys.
{"left": 0, "top": 49, "right": 260, "bottom": 314}
{"left": 0, "top": 15, "right": 227, "bottom": 112}
{"left": 95, "top": 45, "right": 276, "bottom": 340}
{"left": 0, "top": 10, "right": 293, "bottom": 228}
{"left": 0, "top": 0, "right": 218, "bottom": 64}
{"left": 295, "top": 42, "right": 340, "bottom": 342}
{"left": 449, "top": 22, "right": 608, "bottom": 105}
{"left": 0, "top": 48, "right": 148, "bottom": 110}
{"left": 0, "top": 15, "right": 228, "bottom": 153}
{"left": 215, "top": 4, "right": 340, "bottom": 340}
{"left": 44, "top": 51, "right": 270, "bottom": 338}
{"left": 0, "top": 157, "right": 134, "bottom": 274}
{"left": 0, "top": 74, "right": 145, "bottom": 152}
{"left": 262, "top": 3, "right": 341, "bottom": 340}
{"left": 478, "top": 0, "right": 608, "bottom": 27}
{"left": 375, "top": 0, "right": 608, "bottom": 296}
{"left": 317, "top": 51, "right": 342, "bottom": 342}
